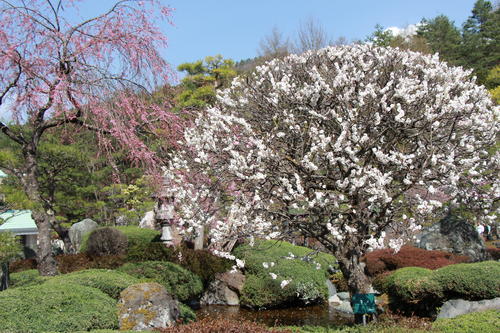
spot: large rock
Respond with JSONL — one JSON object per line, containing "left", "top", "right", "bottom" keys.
{"left": 118, "top": 282, "right": 180, "bottom": 331}
{"left": 139, "top": 211, "right": 156, "bottom": 230}
{"left": 216, "top": 271, "right": 245, "bottom": 294}
{"left": 200, "top": 271, "right": 245, "bottom": 306}
{"left": 69, "top": 218, "right": 98, "bottom": 253}
{"left": 415, "top": 214, "right": 489, "bottom": 261}
{"left": 437, "top": 298, "right": 500, "bottom": 319}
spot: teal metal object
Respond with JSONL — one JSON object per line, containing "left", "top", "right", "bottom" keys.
{"left": 351, "top": 293, "right": 376, "bottom": 314}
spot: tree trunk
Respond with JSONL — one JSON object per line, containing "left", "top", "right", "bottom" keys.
{"left": 21, "top": 148, "right": 58, "bottom": 276}
{"left": 337, "top": 251, "right": 372, "bottom": 295}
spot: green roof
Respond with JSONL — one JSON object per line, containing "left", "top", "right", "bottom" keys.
{"left": 0, "top": 210, "right": 38, "bottom": 235}
{"left": 0, "top": 170, "right": 7, "bottom": 178}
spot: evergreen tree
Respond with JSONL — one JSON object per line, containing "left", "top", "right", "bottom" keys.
{"left": 417, "top": 15, "right": 462, "bottom": 63}
{"left": 176, "top": 55, "right": 236, "bottom": 109}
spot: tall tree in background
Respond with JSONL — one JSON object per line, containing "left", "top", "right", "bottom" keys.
{"left": 257, "top": 26, "right": 292, "bottom": 59}
{"left": 0, "top": 0, "right": 179, "bottom": 276}
{"left": 461, "top": 0, "right": 500, "bottom": 84}
{"left": 295, "top": 18, "right": 331, "bottom": 53}
{"left": 176, "top": 55, "right": 237, "bottom": 109}
{"left": 417, "top": 15, "right": 462, "bottom": 63}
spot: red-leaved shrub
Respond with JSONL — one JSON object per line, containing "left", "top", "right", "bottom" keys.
{"left": 9, "top": 258, "right": 37, "bottom": 273}
{"left": 11, "top": 254, "right": 126, "bottom": 274}
{"left": 363, "top": 245, "right": 470, "bottom": 277}
{"left": 56, "top": 254, "right": 126, "bottom": 273}
{"left": 157, "top": 318, "right": 290, "bottom": 333}
{"left": 486, "top": 248, "right": 500, "bottom": 260}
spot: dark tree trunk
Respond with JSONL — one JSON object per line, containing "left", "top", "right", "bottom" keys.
{"left": 337, "top": 252, "right": 372, "bottom": 295}
{"left": 0, "top": 262, "right": 9, "bottom": 291}
{"left": 21, "top": 147, "right": 58, "bottom": 276}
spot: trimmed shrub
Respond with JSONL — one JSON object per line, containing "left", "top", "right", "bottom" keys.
{"left": 157, "top": 318, "right": 289, "bottom": 333}
{"left": 233, "top": 240, "right": 335, "bottom": 309}
{"left": 44, "top": 269, "right": 140, "bottom": 299}
{"left": 86, "top": 227, "right": 128, "bottom": 256}
{"left": 118, "top": 261, "right": 203, "bottom": 302}
{"left": 0, "top": 283, "right": 118, "bottom": 332}
{"left": 432, "top": 309, "right": 500, "bottom": 333}
{"left": 56, "top": 253, "right": 126, "bottom": 274}
{"left": 376, "top": 261, "right": 500, "bottom": 316}
{"left": 363, "top": 245, "right": 470, "bottom": 277}
{"left": 432, "top": 261, "right": 500, "bottom": 300}
{"left": 127, "top": 242, "right": 232, "bottom": 287}
{"left": 9, "top": 269, "right": 47, "bottom": 288}
{"left": 171, "top": 247, "right": 233, "bottom": 287}
{"left": 81, "top": 226, "right": 160, "bottom": 255}
{"left": 126, "top": 240, "right": 174, "bottom": 262}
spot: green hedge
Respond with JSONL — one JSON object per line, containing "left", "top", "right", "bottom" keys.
{"left": 233, "top": 240, "right": 335, "bottom": 309}
{"left": 0, "top": 283, "right": 118, "bottom": 332}
{"left": 432, "top": 261, "right": 500, "bottom": 300}
{"left": 117, "top": 261, "right": 203, "bottom": 302}
{"left": 9, "top": 269, "right": 48, "bottom": 288}
{"left": 44, "top": 269, "right": 141, "bottom": 299}
{"left": 432, "top": 310, "right": 500, "bottom": 333}
{"left": 126, "top": 242, "right": 232, "bottom": 286}
{"left": 375, "top": 261, "right": 500, "bottom": 316}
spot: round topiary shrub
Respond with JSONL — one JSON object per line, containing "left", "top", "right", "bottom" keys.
{"left": 0, "top": 283, "right": 118, "bottom": 332}
{"left": 377, "top": 261, "right": 500, "bottom": 316}
{"left": 432, "top": 260, "right": 500, "bottom": 301}
{"left": 44, "top": 269, "right": 140, "bottom": 299}
{"left": 117, "top": 261, "right": 203, "bottom": 302}
{"left": 86, "top": 227, "right": 128, "bottom": 257}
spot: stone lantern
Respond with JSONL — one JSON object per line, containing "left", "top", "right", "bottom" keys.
{"left": 153, "top": 178, "right": 175, "bottom": 246}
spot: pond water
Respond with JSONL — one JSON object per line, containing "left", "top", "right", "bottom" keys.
{"left": 196, "top": 304, "right": 353, "bottom": 327}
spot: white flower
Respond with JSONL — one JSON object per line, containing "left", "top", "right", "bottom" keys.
{"left": 270, "top": 273, "right": 277, "bottom": 280}
{"left": 280, "top": 279, "right": 291, "bottom": 288}
{"left": 236, "top": 259, "right": 245, "bottom": 268}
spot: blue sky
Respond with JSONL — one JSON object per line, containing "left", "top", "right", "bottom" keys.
{"left": 0, "top": 0, "right": 481, "bottom": 120}
{"left": 163, "top": 0, "right": 478, "bottom": 69}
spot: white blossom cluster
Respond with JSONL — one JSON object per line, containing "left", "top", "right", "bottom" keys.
{"left": 165, "top": 44, "right": 499, "bottom": 259}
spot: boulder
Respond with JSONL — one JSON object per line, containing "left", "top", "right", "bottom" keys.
{"left": 337, "top": 292, "right": 350, "bottom": 301}
{"left": 415, "top": 214, "right": 489, "bottom": 261}
{"left": 437, "top": 297, "right": 500, "bottom": 319}
{"left": 331, "top": 300, "right": 354, "bottom": 315}
{"left": 200, "top": 280, "right": 240, "bottom": 306}
{"left": 139, "top": 211, "right": 156, "bottom": 230}
{"left": 200, "top": 271, "right": 245, "bottom": 306}
{"left": 328, "top": 294, "right": 342, "bottom": 305}
{"left": 118, "top": 282, "right": 180, "bottom": 331}
{"left": 215, "top": 271, "right": 245, "bottom": 294}
{"left": 69, "top": 218, "right": 98, "bottom": 253}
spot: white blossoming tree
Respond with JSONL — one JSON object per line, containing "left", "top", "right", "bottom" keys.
{"left": 165, "top": 45, "right": 499, "bottom": 295}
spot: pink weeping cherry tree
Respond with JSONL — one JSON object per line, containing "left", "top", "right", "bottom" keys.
{"left": 165, "top": 45, "right": 499, "bottom": 296}
{"left": 0, "top": 0, "right": 181, "bottom": 275}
